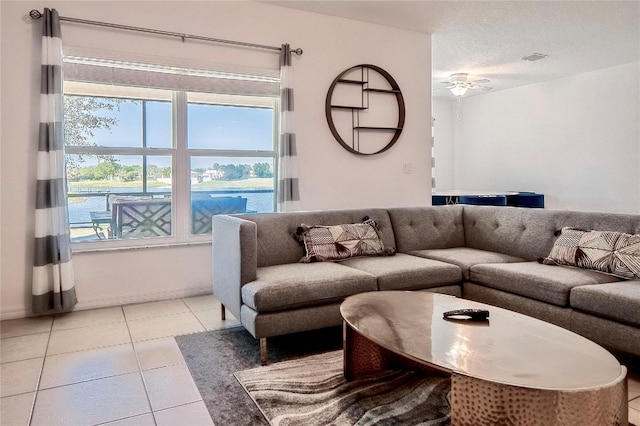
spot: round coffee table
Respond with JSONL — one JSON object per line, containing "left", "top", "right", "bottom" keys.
{"left": 340, "top": 291, "right": 628, "bottom": 426}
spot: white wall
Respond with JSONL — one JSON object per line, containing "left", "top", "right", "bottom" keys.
{"left": 441, "top": 62, "right": 639, "bottom": 212}
{"left": 432, "top": 98, "right": 455, "bottom": 190}
{"left": 0, "top": 1, "right": 431, "bottom": 318}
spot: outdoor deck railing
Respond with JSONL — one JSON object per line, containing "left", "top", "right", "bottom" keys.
{"left": 68, "top": 189, "right": 274, "bottom": 241}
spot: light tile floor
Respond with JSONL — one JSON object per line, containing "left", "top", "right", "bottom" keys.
{"left": 1, "top": 295, "right": 639, "bottom": 425}
{"left": 1, "top": 294, "right": 239, "bottom": 426}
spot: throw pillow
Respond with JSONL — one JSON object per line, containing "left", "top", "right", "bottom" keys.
{"left": 539, "top": 227, "right": 640, "bottom": 279}
{"left": 294, "top": 217, "right": 395, "bottom": 263}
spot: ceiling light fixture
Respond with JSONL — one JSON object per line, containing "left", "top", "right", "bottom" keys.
{"left": 440, "top": 73, "right": 491, "bottom": 98}
{"left": 450, "top": 84, "right": 469, "bottom": 97}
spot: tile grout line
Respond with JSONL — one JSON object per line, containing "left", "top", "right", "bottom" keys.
{"left": 123, "top": 305, "right": 159, "bottom": 426}
{"left": 172, "top": 298, "right": 211, "bottom": 409}
{"left": 180, "top": 298, "right": 221, "bottom": 425}
{"left": 183, "top": 297, "right": 211, "bottom": 331}
{"left": 32, "top": 340, "right": 140, "bottom": 392}
{"left": 124, "top": 299, "right": 209, "bottom": 422}
{"left": 125, "top": 312, "right": 190, "bottom": 322}
{"left": 92, "top": 412, "right": 152, "bottom": 426}
{"left": 152, "top": 298, "right": 212, "bottom": 419}
{"left": 28, "top": 314, "right": 56, "bottom": 426}
{"left": 122, "top": 302, "right": 214, "bottom": 419}
{"left": 123, "top": 298, "right": 194, "bottom": 323}
{"left": 50, "top": 319, "right": 127, "bottom": 332}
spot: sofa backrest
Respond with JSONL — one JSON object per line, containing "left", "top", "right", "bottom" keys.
{"left": 463, "top": 206, "right": 640, "bottom": 260}
{"left": 387, "top": 206, "right": 465, "bottom": 252}
{"left": 237, "top": 208, "right": 396, "bottom": 267}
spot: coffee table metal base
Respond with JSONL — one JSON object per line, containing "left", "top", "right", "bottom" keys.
{"left": 451, "top": 369, "right": 627, "bottom": 426}
{"left": 344, "top": 323, "right": 629, "bottom": 426}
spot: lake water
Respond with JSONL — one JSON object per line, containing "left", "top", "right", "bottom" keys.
{"left": 68, "top": 188, "right": 275, "bottom": 225}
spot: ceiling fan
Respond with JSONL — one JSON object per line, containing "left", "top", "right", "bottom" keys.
{"left": 438, "top": 73, "right": 492, "bottom": 96}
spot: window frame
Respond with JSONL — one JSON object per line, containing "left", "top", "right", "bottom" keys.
{"left": 65, "top": 81, "right": 278, "bottom": 251}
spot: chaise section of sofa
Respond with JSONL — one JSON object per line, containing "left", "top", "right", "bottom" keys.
{"left": 470, "top": 261, "right": 623, "bottom": 308}
{"left": 570, "top": 281, "right": 640, "bottom": 356}
{"left": 458, "top": 205, "right": 640, "bottom": 356}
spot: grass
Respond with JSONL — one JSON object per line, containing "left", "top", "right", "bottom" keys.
{"left": 192, "top": 178, "right": 273, "bottom": 189}
{"left": 68, "top": 180, "right": 168, "bottom": 190}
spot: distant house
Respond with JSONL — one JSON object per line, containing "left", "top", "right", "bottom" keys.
{"left": 202, "top": 169, "right": 223, "bottom": 182}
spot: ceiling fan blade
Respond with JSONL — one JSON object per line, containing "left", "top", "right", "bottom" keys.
{"left": 469, "top": 78, "right": 490, "bottom": 84}
{"left": 471, "top": 85, "right": 492, "bottom": 91}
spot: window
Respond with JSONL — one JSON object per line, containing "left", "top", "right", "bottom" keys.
{"left": 64, "top": 58, "right": 279, "bottom": 246}
{"left": 186, "top": 92, "right": 276, "bottom": 235}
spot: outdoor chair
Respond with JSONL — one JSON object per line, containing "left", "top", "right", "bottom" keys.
{"left": 111, "top": 198, "right": 172, "bottom": 239}
{"left": 191, "top": 196, "right": 248, "bottom": 234}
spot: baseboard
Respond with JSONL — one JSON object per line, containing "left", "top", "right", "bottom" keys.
{"left": 1, "top": 285, "right": 212, "bottom": 320}
{"left": 0, "top": 305, "right": 31, "bottom": 321}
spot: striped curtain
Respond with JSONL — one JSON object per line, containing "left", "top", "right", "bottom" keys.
{"left": 33, "top": 8, "right": 77, "bottom": 314}
{"left": 277, "top": 44, "right": 301, "bottom": 212}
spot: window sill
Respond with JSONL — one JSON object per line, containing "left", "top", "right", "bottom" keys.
{"left": 71, "top": 238, "right": 212, "bottom": 254}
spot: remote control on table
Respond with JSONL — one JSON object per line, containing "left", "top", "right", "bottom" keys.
{"left": 443, "top": 308, "right": 490, "bottom": 321}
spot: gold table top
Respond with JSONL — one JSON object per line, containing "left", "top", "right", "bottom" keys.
{"left": 340, "top": 291, "right": 623, "bottom": 391}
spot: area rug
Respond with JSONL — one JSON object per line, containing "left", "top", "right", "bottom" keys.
{"left": 234, "top": 350, "right": 451, "bottom": 426}
{"left": 176, "top": 326, "right": 345, "bottom": 425}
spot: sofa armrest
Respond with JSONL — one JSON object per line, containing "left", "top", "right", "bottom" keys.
{"left": 212, "top": 215, "right": 257, "bottom": 320}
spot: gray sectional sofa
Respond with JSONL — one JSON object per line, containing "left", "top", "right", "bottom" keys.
{"left": 212, "top": 205, "right": 640, "bottom": 364}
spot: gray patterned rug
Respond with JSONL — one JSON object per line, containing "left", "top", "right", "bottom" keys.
{"left": 176, "top": 326, "right": 452, "bottom": 425}
{"left": 235, "top": 350, "right": 451, "bottom": 426}
{"left": 176, "top": 326, "right": 345, "bottom": 425}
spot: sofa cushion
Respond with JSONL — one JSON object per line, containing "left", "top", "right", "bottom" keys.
{"left": 295, "top": 218, "right": 394, "bottom": 263}
{"left": 570, "top": 310, "right": 640, "bottom": 357}
{"left": 409, "top": 247, "right": 524, "bottom": 280}
{"left": 237, "top": 209, "right": 396, "bottom": 267}
{"left": 570, "top": 281, "right": 640, "bottom": 327}
{"left": 387, "top": 206, "right": 465, "bottom": 252}
{"left": 242, "top": 262, "right": 377, "bottom": 312}
{"left": 540, "top": 227, "right": 640, "bottom": 279}
{"left": 463, "top": 205, "right": 640, "bottom": 261}
{"left": 470, "top": 261, "right": 623, "bottom": 306}
{"left": 339, "top": 253, "right": 462, "bottom": 291}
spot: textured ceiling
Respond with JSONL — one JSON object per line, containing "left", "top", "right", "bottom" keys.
{"left": 264, "top": 1, "right": 640, "bottom": 98}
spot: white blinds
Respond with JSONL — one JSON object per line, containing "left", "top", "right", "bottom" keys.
{"left": 63, "top": 56, "right": 280, "bottom": 97}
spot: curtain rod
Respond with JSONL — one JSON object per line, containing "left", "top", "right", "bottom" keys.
{"left": 28, "top": 9, "right": 303, "bottom": 56}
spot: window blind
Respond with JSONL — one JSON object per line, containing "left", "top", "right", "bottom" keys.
{"left": 63, "top": 56, "right": 280, "bottom": 97}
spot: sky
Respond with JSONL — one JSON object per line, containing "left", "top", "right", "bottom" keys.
{"left": 78, "top": 98, "right": 274, "bottom": 170}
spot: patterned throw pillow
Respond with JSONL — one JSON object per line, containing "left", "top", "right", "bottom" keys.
{"left": 295, "top": 217, "right": 395, "bottom": 263}
{"left": 539, "top": 227, "right": 640, "bottom": 279}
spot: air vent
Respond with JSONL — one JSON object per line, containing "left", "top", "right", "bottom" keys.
{"left": 522, "top": 53, "right": 548, "bottom": 62}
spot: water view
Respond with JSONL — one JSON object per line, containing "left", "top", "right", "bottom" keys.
{"left": 68, "top": 187, "right": 274, "bottom": 226}
{"left": 68, "top": 183, "right": 275, "bottom": 242}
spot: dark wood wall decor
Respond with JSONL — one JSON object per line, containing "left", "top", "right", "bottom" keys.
{"left": 325, "top": 64, "right": 405, "bottom": 155}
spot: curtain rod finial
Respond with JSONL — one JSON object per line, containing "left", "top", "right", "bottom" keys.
{"left": 29, "top": 9, "right": 42, "bottom": 20}
{"left": 291, "top": 48, "right": 303, "bottom": 56}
